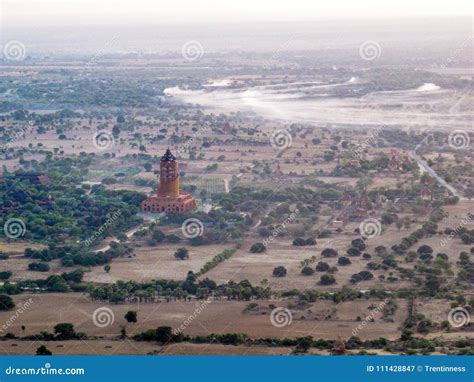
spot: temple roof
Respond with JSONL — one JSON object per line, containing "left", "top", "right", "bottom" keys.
{"left": 161, "top": 148, "right": 176, "bottom": 162}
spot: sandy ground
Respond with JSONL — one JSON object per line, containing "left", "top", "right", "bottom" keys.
{"left": 1, "top": 293, "right": 469, "bottom": 345}
{"left": 84, "top": 243, "right": 231, "bottom": 283}
{"left": 0, "top": 339, "right": 162, "bottom": 356}
{"left": 0, "top": 339, "right": 296, "bottom": 355}
{"left": 204, "top": 236, "right": 413, "bottom": 291}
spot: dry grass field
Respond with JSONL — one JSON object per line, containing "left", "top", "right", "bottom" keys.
{"left": 204, "top": 234, "right": 415, "bottom": 291}
{"left": 1, "top": 293, "right": 469, "bottom": 346}
{"left": 84, "top": 243, "right": 230, "bottom": 283}
{"left": 0, "top": 339, "right": 162, "bottom": 356}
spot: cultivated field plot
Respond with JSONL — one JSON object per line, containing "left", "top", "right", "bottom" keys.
{"left": 2, "top": 293, "right": 467, "bottom": 344}
{"left": 160, "top": 343, "right": 293, "bottom": 355}
{"left": 205, "top": 237, "right": 414, "bottom": 291}
{"left": 0, "top": 339, "right": 163, "bottom": 356}
{"left": 0, "top": 256, "right": 61, "bottom": 282}
{"left": 83, "top": 243, "right": 230, "bottom": 283}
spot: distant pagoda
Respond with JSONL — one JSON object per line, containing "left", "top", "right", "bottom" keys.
{"left": 140, "top": 148, "right": 196, "bottom": 213}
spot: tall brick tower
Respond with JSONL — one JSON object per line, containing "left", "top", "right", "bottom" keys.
{"left": 140, "top": 148, "right": 196, "bottom": 213}
{"left": 157, "top": 148, "right": 179, "bottom": 197}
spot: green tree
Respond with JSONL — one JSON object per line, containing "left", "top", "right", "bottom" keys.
{"left": 174, "top": 248, "right": 189, "bottom": 260}
{"left": 417, "top": 245, "right": 434, "bottom": 256}
{"left": 0, "top": 294, "right": 15, "bottom": 311}
{"left": 36, "top": 345, "right": 52, "bottom": 355}
{"left": 338, "top": 257, "right": 351, "bottom": 266}
{"left": 272, "top": 266, "right": 287, "bottom": 277}
{"left": 347, "top": 247, "right": 361, "bottom": 256}
{"left": 400, "top": 329, "right": 413, "bottom": 341}
{"left": 120, "top": 326, "right": 127, "bottom": 339}
{"left": 351, "top": 238, "right": 366, "bottom": 251}
{"left": 45, "top": 275, "right": 69, "bottom": 292}
{"left": 0, "top": 271, "right": 12, "bottom": 280}
{"left": 320, "top": 274, "right": 336, "bottom": 285}
{"left": 292, "top": 237, "right": 306, "bottom": 246}
{"left": 316, "top": 262, "right": 330, "bottom": 272}
{"left": 295, "top": 336, "right": 313, "bottom": 353}
{"left": 124, "top": 310, "right": 138, "bottom": 323}
{"left": 152, "top": 229, "right": 165, "bottom": 243}
{"left": 250, "top": 243, "right": 266, "bottom": 253}
{"left": 155, "top": 326, "right": 173, "bottom": 343}
{"left": 321, "top": 248, "right": 338, "bottom": 257}
{"left": 54, "top": 323, "right": 76, "bottom": 340}
{"left": 28, "top": 262, "right": 50, "bottom": 272}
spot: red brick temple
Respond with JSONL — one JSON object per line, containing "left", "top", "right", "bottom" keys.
{"left": 140, "top": 148, "right": 197, "bottom": 213}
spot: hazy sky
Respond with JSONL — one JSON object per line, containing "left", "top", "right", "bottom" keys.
{"left": 2, "top": 0, "right": 472, "bottom": 27}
